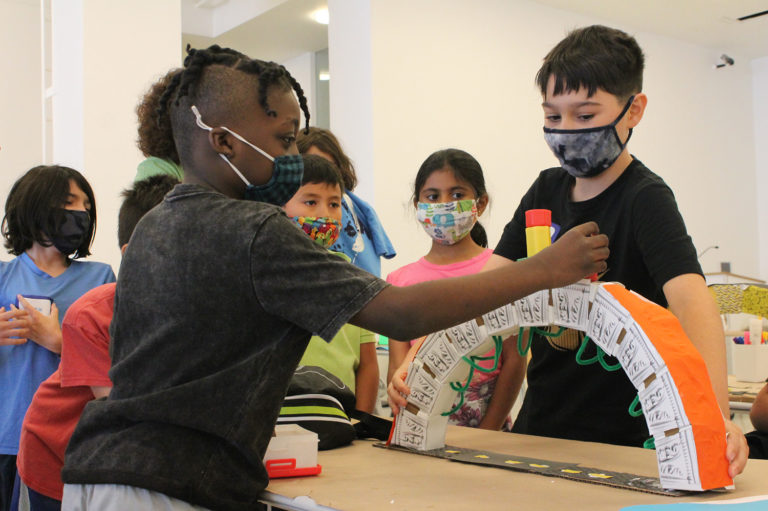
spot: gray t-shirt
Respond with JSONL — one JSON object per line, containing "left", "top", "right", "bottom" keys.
{"left": 62, "top": 184, "right": 388, "bottom": 510}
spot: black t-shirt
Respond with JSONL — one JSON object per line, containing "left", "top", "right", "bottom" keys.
{"left": 495, "top": 158, "right": 702, "bottom": 446}
{"left": 62, "top": 185, "right": 388, "bottom": 511}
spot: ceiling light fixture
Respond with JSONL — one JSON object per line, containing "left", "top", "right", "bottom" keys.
{"left": 312, "top": 8, "right": 329, "bottom": 25}
{"left": 318, "top": 72, "right": 330, "bottom": 81}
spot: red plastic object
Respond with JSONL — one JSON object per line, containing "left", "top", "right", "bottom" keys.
{"left": 525, "top": 209, "right": 551, "bottom": 227}
{"left": 266, "top": 458, "right": 322, "bottom": 479}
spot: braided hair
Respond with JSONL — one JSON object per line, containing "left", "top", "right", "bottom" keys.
{"left": 158, "top": 45, "right": 310, "bottom": 166}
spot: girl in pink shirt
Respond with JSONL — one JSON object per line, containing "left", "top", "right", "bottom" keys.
{"left": 386, "top": 149, "right": 516, "bottom": 430}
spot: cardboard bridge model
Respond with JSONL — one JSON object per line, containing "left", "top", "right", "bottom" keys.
{"left": 389, "top": 281, "right": 733, "bottom": 492}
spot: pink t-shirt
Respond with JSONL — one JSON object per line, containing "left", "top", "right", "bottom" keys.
{"left": 386, "top": 249, "right": 511, "bottom": 429}
{"left": 386, "top": 249, "right": 494, "bottom": 289}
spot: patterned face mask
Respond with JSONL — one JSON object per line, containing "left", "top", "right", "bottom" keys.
{"left": 543, "top": 95, "right": 635, "bottom": 178}
{"left": 191, "top": 105, "right": 304, "bottom": 205}
{"left": 416, "top": 199, "right": 477, "bottom": 245}
{"left": 292, "top": 216, "right": 342, "bottom": 249}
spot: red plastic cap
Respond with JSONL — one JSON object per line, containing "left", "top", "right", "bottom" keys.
{"left": 525, "top": 209, "right": 551, "bottom": 227}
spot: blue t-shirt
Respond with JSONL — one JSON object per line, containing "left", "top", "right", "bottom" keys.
{"left": 330, "top": 191, "right": 396, "bottom": 277}
{"left": 0, "top": 253, "right": 115, "bottom": 454}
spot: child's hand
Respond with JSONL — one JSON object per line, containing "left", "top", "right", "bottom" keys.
{"left": 387, "top": 364, "right": 411, "bottom": 416}
{"left": 533, "top": 221, "right": 609, "bottom": 288}
{"left": 17, "top": 296, "right": 62, "bottom": 354}
{"left": 0, "top": 305, "right": 30, "bottom": 346}
{"left": 724, "top": 419, "right": 748, "bottom": 478}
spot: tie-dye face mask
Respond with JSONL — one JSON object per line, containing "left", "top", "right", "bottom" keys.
{"left": 543, "top": 95, "right": 635, "bottom": 178}
{"left": 292, "top": 216, "right": 342, "bottom": 249}
{"left": 416, "top": 199, "right": 477, "bottom": 245}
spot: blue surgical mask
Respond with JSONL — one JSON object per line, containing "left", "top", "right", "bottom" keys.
{"left": 191, "top": 105, "right": 303, "bottom": 205}
{"left": 543, "top": 95, "right": 635, "bottom": 178}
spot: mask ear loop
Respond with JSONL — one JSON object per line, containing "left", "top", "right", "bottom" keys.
{"left": 190, "top": 105, "right": 276, "bottom": 187}
{"left": 609, "top": 95, "right": 636, "bottom": 148}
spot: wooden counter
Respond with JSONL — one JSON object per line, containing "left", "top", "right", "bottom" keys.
{"left": 262, "top": 426, "right": 768, "bottom": 510}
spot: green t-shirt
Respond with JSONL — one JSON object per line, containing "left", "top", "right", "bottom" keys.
{"left": 298, "top": 324, "right": 375, "bottom": 391}
{"left": 135, "top": 156, "right": 183, "bottom": 182}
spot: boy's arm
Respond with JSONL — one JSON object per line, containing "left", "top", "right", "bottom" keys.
{"left": 478, "top": 337, "right": 526, "bottom": 430}
{"left": 90, "top": 386, "right": 111, "bottom": 399}
{"left": 664, "top": 274, "right": 728, "bottom": 412}
{"left": 663, "top": 273, "right": 748, "bottom": 477}
{"left": 750, "top": 383, "right": 768, "bottom": 433}
{"left": 352, "top": 222, "right": 608, "bottom": 341}
{"left": 482, "top": 253, "right": 516, "bottom": 272}
{"left": 354, "top": 342, "right": 379, "bottom": 413}
{"left": 59, "top": 291, "right": 113, "bottom": 391}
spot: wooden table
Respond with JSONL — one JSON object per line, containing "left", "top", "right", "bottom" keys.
{"left": 262, "top": 426, "right": 768, "bottom": 510}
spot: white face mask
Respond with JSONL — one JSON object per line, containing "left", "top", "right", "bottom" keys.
{"left": 416, "top": 199, "right": 478, "bottom": 245}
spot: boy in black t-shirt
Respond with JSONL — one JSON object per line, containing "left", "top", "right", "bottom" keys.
{"left": 484, "top": 25, "right": 747, "bottom": 477}
{"left": 60, "top": 46, "right": 609, "bottom": 511}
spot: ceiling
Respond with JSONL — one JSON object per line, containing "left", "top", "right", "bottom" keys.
{"left": 181, "top": 0, "right": 328, "bottom": 63}
{"left": 531, "top": 0, "right": 768, "bottom": 60}
{"left": 181, "top": 0, "right": 768, "bottom": 62}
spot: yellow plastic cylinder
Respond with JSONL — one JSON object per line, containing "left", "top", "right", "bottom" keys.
{"left": 525, "top": 225, "right": 551, "bottom": 257}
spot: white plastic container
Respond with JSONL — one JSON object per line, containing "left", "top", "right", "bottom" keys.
{"left": 264, "top": 424, "right": 321, "bottom": 478}
{"left": 730, "top": 343, "right": 768, "bottom": 383}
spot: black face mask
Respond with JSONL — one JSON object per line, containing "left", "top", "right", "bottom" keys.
{"left": 47, "top": 209, "right": 91, "bottom": 256}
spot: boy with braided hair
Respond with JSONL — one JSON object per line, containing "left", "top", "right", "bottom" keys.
{"left": 62, "top": 45, "right": 609, "bottom": 510}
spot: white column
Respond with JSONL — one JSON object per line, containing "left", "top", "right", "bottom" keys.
{"left": 327, "top": 0, "right": 375, "bottom": 203}
{"left": 51, "top": 0, "right": 84, "bottom": 170}
{"left": 51, "top": 0, "right": 182, "bottom": 273}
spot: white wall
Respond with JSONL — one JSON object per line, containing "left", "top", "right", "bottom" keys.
{"left": 753, "top": 56, "right": 768, "bottom": 282}
{"left": 3, "top": 0, "right": 763, "bottom": 282}
{"left": 1, "top": 1, "right": 181, "bottom": 273}
{"left": 71, "top": 1, "right": 181, "bottom": 273}
{"left": 331, "top": 0, "right": 764, "bottom": 280}
{"left": 0, "top": 0, "right": 42, "bottom": 262}
{"left": 282, "top": 51, "right": 315, "bottom": 130}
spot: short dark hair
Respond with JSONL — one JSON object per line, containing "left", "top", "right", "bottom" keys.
{"left": 118, "top": 175, "right": 180, "bottom": 247}
{"left": 536, "top": 25, "right": 644, "bottom": 101}
{"left": 300, "top": 154, "right": 345, "bottom": 195}
{"left": 2, "top": 165, "right": 97, "bottom": 258}
{"left": 159, "top": 45, "right": 310, "bottom": 168}
{"left": 412, "top": 149, "right": 489, "bottom": 248}
{"left": 297, "top": 127, "right": 357, "bottom": 191}
{"left": 136, "top": 68, "right": 182, "bottom": 164}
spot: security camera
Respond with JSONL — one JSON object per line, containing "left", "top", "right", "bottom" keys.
{"left": 714, "top": 54, "right": 735, "bottom": 69}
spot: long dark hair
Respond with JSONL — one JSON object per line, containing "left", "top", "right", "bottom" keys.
{"left": 2, "top": 165, "right": 97, "bottom": 258}
{"left": 412, "top": 149, "right": 488, "bottom": 248}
